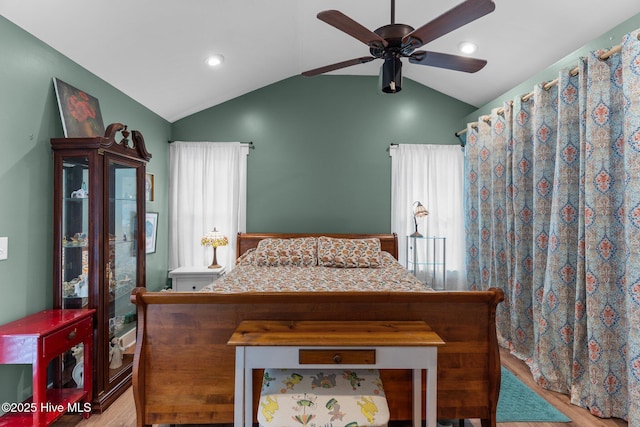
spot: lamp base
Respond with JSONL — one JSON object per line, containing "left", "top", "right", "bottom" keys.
{"left": 209, "top": 247, "right": 221, "bottom": 269}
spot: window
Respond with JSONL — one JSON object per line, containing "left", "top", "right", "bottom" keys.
{"left": 168, "top": 142, "right": 249, "bottom": 270}
{"left": 390, "top": 144, "right": 465, "bottom": 289}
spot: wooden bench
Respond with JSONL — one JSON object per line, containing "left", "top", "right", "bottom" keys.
{"left": 228, "top": 320, "right": 444, "bottom": 427}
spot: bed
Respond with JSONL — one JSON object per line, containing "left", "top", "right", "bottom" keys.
{"left": 131, "top": 233, "right": 504, "bottom": 427}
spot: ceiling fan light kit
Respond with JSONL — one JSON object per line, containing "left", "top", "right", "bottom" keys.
{"left": 381, "top": 57, "right": 402, "bottom": 93}
{"left": 302, "top": 0, "right": 496, "bottom": 94}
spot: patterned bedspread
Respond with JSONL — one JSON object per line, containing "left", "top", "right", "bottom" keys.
{"left": 200, "top": 250, "right": 432, "bottom": 293}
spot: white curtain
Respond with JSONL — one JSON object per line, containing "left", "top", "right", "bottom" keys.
{"left": 390, "top": 144, "right": 466, "bottom": 289}
{"left": 169, "top": 141, "right": 248, "bottom": 270}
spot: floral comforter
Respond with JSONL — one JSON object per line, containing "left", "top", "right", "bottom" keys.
{"left": 200, "top": 250, "right": 431, "bottom": 293}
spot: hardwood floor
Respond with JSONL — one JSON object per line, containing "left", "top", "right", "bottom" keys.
{"left": 54, "top": 348, "right": 628, "bottom": 427}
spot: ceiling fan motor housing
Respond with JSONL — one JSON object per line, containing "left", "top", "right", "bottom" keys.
{"left": 370, "top": 23, "right": 416, "bottom": 58}
{"left": 373, "top": 24, "right": 413, "bottom": 93}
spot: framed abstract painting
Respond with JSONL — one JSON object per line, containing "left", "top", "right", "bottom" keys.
{"left": 53, "top": 78, "right": 105, "bottom": 138}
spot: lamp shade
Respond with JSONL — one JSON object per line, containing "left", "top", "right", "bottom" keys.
{"left": 414, "top": 202, "right": 429, "bottom": 218}
{"left": 201, "top": 228, "right": 228, "bottom": 248}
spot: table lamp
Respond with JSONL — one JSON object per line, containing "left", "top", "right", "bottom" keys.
{"left": 201, "top": 228, "right": 228, "bottom": 269}
{"left": 411, "top": 201, "right": 429, "bottom": 237}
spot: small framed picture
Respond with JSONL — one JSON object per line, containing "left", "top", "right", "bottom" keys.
{"left": 145, "top": 212, "right": 158, "bottom": 254}
{"left": 145, "top": 173, "right": 155, "bottom": 202}
{"left": 53, "top": 78, "right": 105, "bottom": 138}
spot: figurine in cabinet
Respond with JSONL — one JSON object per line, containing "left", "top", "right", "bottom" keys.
{"left": 109, "top": 337, "right": 125, "bottom": 369}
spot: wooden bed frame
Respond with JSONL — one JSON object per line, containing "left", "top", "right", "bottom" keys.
{"left": 131, "top": 233, "right": 504, "bottom": 427}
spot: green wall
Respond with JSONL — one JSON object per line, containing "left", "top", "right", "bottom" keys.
{"left": 172, "top": 75, "right": 475, "bottom": 233}
{"left": 0, "top": 16, "right": 170, "bottom": 405}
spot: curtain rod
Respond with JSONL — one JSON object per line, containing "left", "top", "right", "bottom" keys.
{"left": 454, "top": 41, "right": 628, "bottom": 138}
{"left": 389, "top": 141, "right": 465, "bottom": 149}
{"left": 167, "top": 140, "right": 254, "bottom": 149}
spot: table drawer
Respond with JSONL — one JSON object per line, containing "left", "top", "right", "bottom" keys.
{"left": 174, "top": 276, "right": 215, "bottom": 292}
{"left": 299, "top": 349, "right": 376, "bottom": 365}
{"left": 43, "top": 317, "right": 92, "bottom": 358}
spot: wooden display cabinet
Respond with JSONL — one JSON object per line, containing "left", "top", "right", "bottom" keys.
{"left": 51, "top": 123, "right": 151, "bottom": 412}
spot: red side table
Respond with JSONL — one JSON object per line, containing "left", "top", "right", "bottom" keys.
{"left": 0, "top": 309, "right": 95, "bottom": 426}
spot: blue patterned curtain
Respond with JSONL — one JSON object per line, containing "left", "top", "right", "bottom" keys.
{"left": 464, "top": 30, "right": 640, "bottom": 424}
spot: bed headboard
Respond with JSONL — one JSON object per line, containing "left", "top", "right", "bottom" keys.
{"left": 236, "top": 232, "right": 399, "bottom": 260}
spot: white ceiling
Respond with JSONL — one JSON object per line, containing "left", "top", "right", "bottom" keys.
{"left": 2, "top": 0, "right": 639, "bottom": 123}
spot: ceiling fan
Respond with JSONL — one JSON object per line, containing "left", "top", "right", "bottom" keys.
{"left": 301, "top": 0, "right": 495, "bottom": 93}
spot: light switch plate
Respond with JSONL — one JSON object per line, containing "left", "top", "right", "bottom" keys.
{"left": 0, "top": 237, "right": 7, "bottom": 260}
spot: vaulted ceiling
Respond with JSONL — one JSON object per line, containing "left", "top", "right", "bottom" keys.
{"left": 2, "top": 0, "right": 639, "bottom": 122}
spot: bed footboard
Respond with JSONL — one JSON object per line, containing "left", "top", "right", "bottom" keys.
{"left": 131, "top": 288, "right": 504, "bottom": 427}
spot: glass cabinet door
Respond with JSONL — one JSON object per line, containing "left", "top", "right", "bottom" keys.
{"left": 106, "top": 159, "right": 138, "bottom": 381}
{"left": 60, "top": 157, "right": 90, "bottom": 309}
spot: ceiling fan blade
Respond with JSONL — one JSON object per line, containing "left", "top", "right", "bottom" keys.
{"left": 317, "top": 10, "right": 388, "bottom": 49}
{"left": 302, "top": 57, "right": 376, "bottom": 77}
{"left": 409, "top": 50, "right": 487, "bottom": 73}
{"left": 402, "top": 0, "right": 495, "bottom": 50}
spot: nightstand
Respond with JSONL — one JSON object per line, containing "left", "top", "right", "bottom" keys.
{"left": 168, "top": 266, "right": 225, "bottom": 292}
{"left": 407, "top": 236, "right": 446, "bottom": 289}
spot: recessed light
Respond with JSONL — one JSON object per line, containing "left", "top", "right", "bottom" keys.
{"left": 206, "top": 54, "right": 224, "bottom": 67}
{"left": 458, "top": 41, "right": 477, "bottom": 55}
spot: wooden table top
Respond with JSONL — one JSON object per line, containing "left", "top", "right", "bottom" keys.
{"left": 0, "top": 309, "right": 95, "bottom": 337}
{"left": 227, "top": 320, "right": 445, "bottom": 347}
